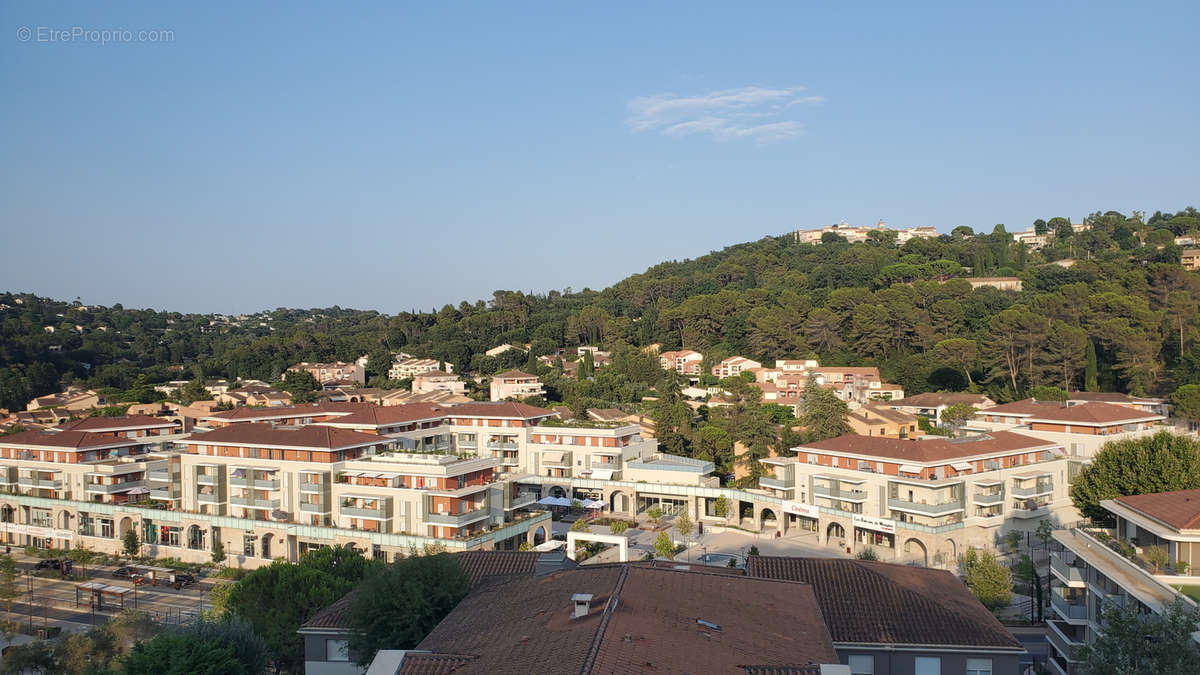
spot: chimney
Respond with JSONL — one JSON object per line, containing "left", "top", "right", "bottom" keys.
{"left": 572, "top": 593, "right": 594, "bottom": 618}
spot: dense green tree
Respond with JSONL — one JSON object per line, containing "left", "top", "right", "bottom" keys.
{"left": 933, "top": 338, "right": 978, "bottom": 389}
{"left": 1070, "top": 432, "right": 1200, "bottom": 522}
{"left": 347, "top": 554, "right": 471, "bottom": 666}
{"left": 960, "top": 548, "right": 1012, "bottom": 610}
{"left": 1077, "top": 599, "right": 1200, "bottom": 675}
{"left": 939, "top": 404, "right": 977, "bottom": 436}
{"left": 798, "top": 379, "right": 850, "bottom": 440}
{"left": 654, "top": 531, "right": 676, "bottom": 560}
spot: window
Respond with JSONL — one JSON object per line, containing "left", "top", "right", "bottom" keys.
{"left": 914, "top": 657, "right": 940, "bottom": 675}
{"left": 325, "top": 639, "right": 349, "bottom": 661}
{"left": 847, "top": 654, "right": 874, "bottom": 675}
{"left": 966, "top": 658, "right": 992, "bottom": 675}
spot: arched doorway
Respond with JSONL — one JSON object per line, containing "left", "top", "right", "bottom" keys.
{"left": 904, "top": 538, "right": 928, "bottom": 566}
{"left": 261, "top": 533, "right": 273, "bottom": 559}
{"left": 1, "top": 505, "right": 14, "bottom": 523}
{"left": 940, "top": 538, "right": 958, "bottom": 565}
{"left": 187, "top": 525, "right": 204, "bottom": 550}
{"left": 549, "top": 486, "right": 567, "bottom": 499}
{"left": 827, "top": 522, "right": 846, "bottom": 542}
{"left": 532, "top": 526, "right": 546, "bottom": 546}
{"left": 57, "top": 510, "right": 71, "bottom": 529}
{"left": 118, "top": 517, "right": 134, "bottom": 537}
{"left": 759, "top": 508, "right": 777, "bottom": 530}
{"left": 609, "top": 491, "right": 629, "bottom": 514}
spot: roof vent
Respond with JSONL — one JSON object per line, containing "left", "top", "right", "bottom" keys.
{"left": 696, "top": 618, "right": 722, "bottom": 632}
{"left": 572, "top": 593, "right": 594, "bottom": 618}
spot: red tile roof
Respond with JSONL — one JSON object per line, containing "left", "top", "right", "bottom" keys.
{"left": 1023, "top": 401, "right": 1163, "bottom": 424}
{"left": 796, "top": 430, "right": 1054, "bottom": 462}
{"left": 323, "top": 403, "right": 448, "bottom": 427}
{"left": 445, "top": 402, "right": 556, "bottom": 420}
{"left": 1067, "top": 392, "right": 1161, "bottom": 404}
{"left": 413, "top": 565, "right": 837, "bottom": 674}
{"left": 977, "top": 399, "right": 1068, "bottom": 416}
{"left": 185, "top": 424, "right": 384, "bottom": 449}
{"left": 492, "top": 369, "right": 537, "bottom": 380}
{"left": 745, "top": 557, "right": 1022, "bottom": 649}
{"left": 60, "top": 415, "right": 176, "bottom": 431}
{"left": 0, "top": 430, "right": 148, "bottom": 449}
{"left": 1113, "top": 489, "right": 1200, "bottom": 531}
{"left": 890, "top": 392, "right": 993, "bottom": 408}
{"left": 398, "top": 654, "right": 478, "bottom": 674}
{"left": 203, "top": 402, "right": 373, "bottom": 421}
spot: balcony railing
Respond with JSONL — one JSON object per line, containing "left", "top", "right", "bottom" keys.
{"left": 816, "top": 485, "right": 868, "bottom": 501}
{"left": 298, "top": 482, "right": 324, "bottom": 493}
{"left": 229, "top": 496, "right": 280, "bottom": 509}
{"left": 1012, "top": 482, "right": 1054, "bottom": 498}
{"left": 341, "top": 504, "right": 390, "bottom": 519}
{"left": 1012, "top": 504, "right": 1050, "bottom": 518}
{"left": 86, "top": 480, "right": 146, "bottom": 494}
{"left": 147, "top": 470, "right": 171, "bottom": 482}
{"left": 1051, "top": 554, "right": 1087, "bottom": 585}
{"left": 149, "top": 487, "right": 175, "bottom": 500}
{"left": 972, "top": 492, "right": 1004, "bottom": 505}
{"left": 1046, "top": 620, "right": 1082, "bottom": 662}
{"left": 759, "top": 476, "right": 793, "bottom": 491}
{"left": 18, "top": 477, "right": 62, "bottom": 489}
{"left": 197, "top": 492, "right": 224, "bottom": 504}
{"left": 887, "top": 498, "right": 964, "bottom": 516}
{"left": 507, "top": 492, "right": 537, "bottom": 510}
{"left": 425, "top": 507, "right": 489, "bottom": 527}
{"left": 299, "top": 502, "right": 331, "bottom": 513}
{"left": 1051, "top": 593, "right": 1089, "bottom": 621}
{"left": 229, "top": 477, "right": 281, "bottom": 490}
{"left": 196, "top": 475, "right": 218, "bottom": 486}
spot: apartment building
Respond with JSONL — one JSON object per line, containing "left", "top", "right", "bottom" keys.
{"left": 848, "top": 404, "right": 922, "bottom": 439}
{"left": 1065, "top": 391, "right": 1168, "bottom": 417}
{"left": 889, "top": 392, "right": 997, "bottom": 425}
{"left": 972, "top": 400, "right": 1165, "bottom": 458}
{"left": 759, "top": 431, "right": 1076, "bottom": 564}
{"left": 1047, "top": 490, "right": 1200, "bottom": 675}
{"left": 1182, "top": 248, "right": 1200, "bottom": 271}
{"left": 387, "top": 357, "right": 449, "bottom": 380}
{"left": 809, "top": 366, "right": 905, "bottom": 405}
{"left": 26, "top": 388, "right": 105, "bottom": 412}
{"left": 1013, "top": 230, "right": 1048, "bottom": 249}
{"left": 288, "top": 361, "right": 366, "bottom": 386}
{"left": 711, "top": 356, "right": 762, "bottom": 379}
{"left": 57, "top": 415, "right": 180, "bottom": 438}
{"left": 966, "top": 277, "right": 1023, "bottom": 292}
{"left": 657, "top": 349, "right": 703, "bottom": 375}
{"left": 793, "top": 221, "right": 940, "bottom": 245}
{"left": 489, "top": 370, "right": 544, "bottom": 401}
{"left": 411, "top": 371, "right": 466, "bottom": 395}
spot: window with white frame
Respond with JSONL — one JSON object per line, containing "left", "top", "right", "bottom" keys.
{"left": 914, "top": 657, "right": 940, "bottom": 675}
{"left": 966, "top": 658, "right": 992, "bottom": 675}
{"left": 325, "top": 638, "right": 349, "bottom": 661}
{"left": 847, "top": 654, "right": 874, "bottom": 675}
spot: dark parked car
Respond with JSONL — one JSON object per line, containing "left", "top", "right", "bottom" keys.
{"left": 34, "top": 559, "right": 61, "bottom": 570}
{"left": 113, "top": 566, "right": 139, "bottom": 578}
{"left": 170, "top": 572, "right": 197, "bottom": 586}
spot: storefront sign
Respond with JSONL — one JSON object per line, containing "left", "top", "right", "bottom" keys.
{"left": 782, "top": 501, "right": 820, "bottom": 519}
{"left": 852, "top": 514, "right": 896, "bottom": 535}
{"left": 0, "top": 523, "right": 73, "bottom": 540}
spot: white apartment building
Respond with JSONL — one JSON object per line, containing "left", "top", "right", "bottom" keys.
{"left": 658, "top": 350, "right": 704, "bottom": 376}
{"left": 712, "top": 356, "right": 762, "bottom": 379}
{"left": 1047, "top": 490, "right": 1200, "bottom": 675}
{"left": 411, "top": 371, "right": 466, "bottom": 396}
{"left": 288, "top": 361, "right": 366, "bottom": 385}
{"left": 388, "top": 358, "right": 450, "bottom": 381}
{"left": 759, "top": 431, "right": 1078, "bottom": 565}
{"left": 489, "top": 370, "right": 544, "bottom": 401}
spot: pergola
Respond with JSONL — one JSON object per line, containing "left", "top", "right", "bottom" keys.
{"left": 75, "top": 581, "right": 134, "bottom": 611}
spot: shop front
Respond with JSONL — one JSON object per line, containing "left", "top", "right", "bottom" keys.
{"left": 782, "top": 500, "right": 820, "bottom": 533}
{"left": 852, "top": 514, "right": 896, "bottom": 550}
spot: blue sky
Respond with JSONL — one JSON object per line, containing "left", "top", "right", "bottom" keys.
{"left": 1, "top": 2, "right": 1197, "bottom": 314}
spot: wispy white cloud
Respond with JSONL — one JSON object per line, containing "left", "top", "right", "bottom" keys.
{"left": 626, "top": 86, "right": 823, "bottom": 144}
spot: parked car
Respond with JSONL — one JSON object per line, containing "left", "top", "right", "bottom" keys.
{"left": 113, "top": 566, "right": 139, "bottom": 578}
{"left": 34, "top": 559, "right": 62, "bottom": 570}
{"left": 170, "top": 572, "right": 197, "bottom": 586}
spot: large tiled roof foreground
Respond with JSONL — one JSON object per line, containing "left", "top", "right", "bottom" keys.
{"left": 0, "top": 429, "right": 146, "bottom": 449}
{"left": 60, "top": 415, "right": 175, "bottom": 431}
{"left": 410, "top": 565, "right": 837, "bottom": 675}
{"left": 745, "top": 557, "right": 1022, "bottom": 650}
{"left": 1114, "top": 489, "right": 1200, "bottom": 531}
{"left": 796, "top": 430, "right": 1052, "bottom": 462}
{"left": 185, "top": 424, "right": 383, "bottom": 449}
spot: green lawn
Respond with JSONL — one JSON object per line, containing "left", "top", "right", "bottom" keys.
{"left": 1174, "top": 585, "right": 1200, "bottom": 602}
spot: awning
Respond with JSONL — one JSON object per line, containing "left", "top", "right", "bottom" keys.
{"left": 127, "top": 487, "right": 150, "bottom": 495}
{"left": 583, "top": 499, "right": 606, "bottom": 509}
{"left": 542, "top": 452, "right": 564, "bottom": 464}
{"left": 951, "top": 461, "right": 973, "bottom": 471}
{"left": 898, "top": 464, "right": 922, "bottom": 475}
{"left": 590, "top": 469, "right": 615, "bottom": 480}
{"left": 231, "top": 469, "right": 246, "bottom": 478}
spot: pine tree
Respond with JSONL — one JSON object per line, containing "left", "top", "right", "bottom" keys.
{"left": 1084, "top": 340, "right": 1098, "bottom": 392}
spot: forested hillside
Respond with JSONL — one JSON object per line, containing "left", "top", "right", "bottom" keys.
{"left": 2, "top": 207, "right": 1199, "bottom": 413}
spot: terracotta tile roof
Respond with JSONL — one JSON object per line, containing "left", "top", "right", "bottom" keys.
{"left": 977, "top": 398, "right": 1069, "bottom": 416}
{"left": 323, "top": 403, "right": 448, "bottom": 426}
{"left": 300, "top": 592, "right": 355, "bottom": 630}
{"left": 796, "top": 430, "right": 1054, "bottom": 462}
{"left": 1024, "top": 401, "right": 1163, "bottom": 424}
{"left": 203, "top": 401, "right": 373, "bottom": 421}
{"left": 1113, "top": 489, "right": 1200, "bottom": 531}
{"left": 586, "top": 408, "right": 628, "bottom": 422}
{"left": 414, "top": 565, "right": 837, "bottom": 675}
{"left": 185, "top": 424, "right": 384, "bottom": 449}
{"left": 445, "top": 401, "right": 556, "bottom": 420}
{"left": 492, "top": 369, "right": 538, "bottom": 380}
{"left": 745, "top": 557, "right": 1022, "bottom": 649}
{"left": 413, "top": 371, "right": 456, "bottom": 379}
{"left": 0, "top": 429, "right": 147, "bottom": 449}
{"left": 60, "top": 415, "right": 175, "bottom": 431}
{"left": 890, "top": 392, "right": 993, "bottom": 408}
{"left": 741, "top": 666, "right": 822, "bottom": 675}
{"left": 398, "top": 654, "right": 478, "bottom": 674}
{"left": 1066, "top": 392, "right": 1159, "bottom": 404}
{"left": 455, "top": 550, "right": 541, "bottom": 585}
{"left": 849, "top": 405, "right": 916, "bottom": 425}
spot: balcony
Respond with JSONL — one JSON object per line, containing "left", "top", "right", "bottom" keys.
{"left": 229, "top": 496, "right": 281, "bottom": 509}
{"left": 507, "top": 492, "right": 537, "bottom": 510}
{"left": 425, "top": 507, "right": 489, "bottom": 527}
{"left": 887, "top": 498, "right": 965, "bottom": 516}
{"left": 341, "top": 504, "right": 390, "bottom": 519}
{"left": 149, "top": 487, "right": 175, "bottom": 500}
{"left": 229, "top": 477, "right": 281, "bottom": 490}
{"left": 816, "top": 485, "right": 868, "bottom": 502}
{"left": 1047, "top": 620, "right": 1083, "bottom": 662}
{"left": 1051, "top": 553, "right": 1087, "bottom": 587}
{"left": 147, "top": 470, "right": 172, "bottom": 482}
{"left": 299, "top": 502, "right": 331, "bottom": 513}
{"left": 972, "top": 492, "right": 1004, "bottom": 505}
{"left": 486, "top": 441, "right": 519, "bottom": 450}
{"left": 1012, "top": 482, "right": 1054, "bottom": 498}
{"left": 18, "top": 476, "right": 62, "bottom": 490}
{"left": 197, "top": 492, "right": 224, "bottom": 504}
{"left": 86, "top": 480, "right": 146, "bottom": 494}
{"left": 196, "top": 474, "right": 218, "bottom": 486}
{"left": 1012, "top": 504, "right": 1051, "bottom": 518}
{"left": 759, "top": 476, "right": 794, "bottom": 491}
{"left": 298, "top": 482, "right": 324, "bottom": 494}
{"left": 1051, "top": 592, "right": 1089, "bottom": 623}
